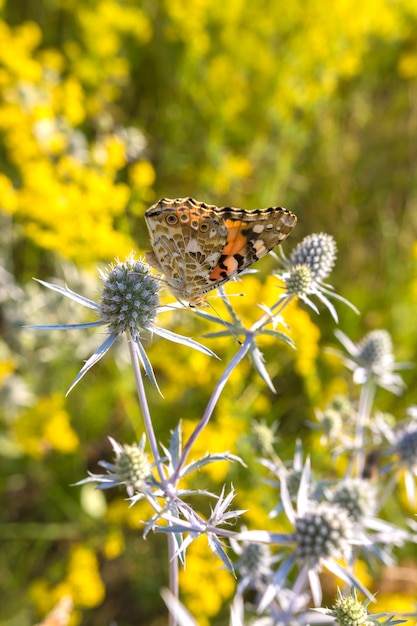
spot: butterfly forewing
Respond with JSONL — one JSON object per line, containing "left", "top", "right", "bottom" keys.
{"left": 207, "top": 206, "right": 297, "bottom": 283}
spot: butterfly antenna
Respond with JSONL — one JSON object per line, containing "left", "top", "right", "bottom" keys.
{"left": 205, "top": 298, "right": 243, "bottom": 346}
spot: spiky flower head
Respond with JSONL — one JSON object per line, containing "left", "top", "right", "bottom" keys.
{"left": 316, "top": 588, "right": 401, "bottom": 626}
{"left": 284, "top": 467, "right": 304, "bottom": 500}
{"left": 319, "top": 406, "right": 343, "bottom": 436}
{"left": 251, "top": 420, "right": 278, "bottom": 456}
{"left": 100, "top": 255, "right": 160, "bottom": 336}
{"left": 75, "top": 436, "right": 154, "bottom": 497}
{"left": 332, "top": 588, "right": 371, "bottom": 626}
{"left": 334, "top": 329, "right": 410, "bottom": 394}
{"left": 294, "top": 502, "right": 354, "bottom": 564}
{"left": 273, "top": 232, "right": 355, "bottom": 322}
{"left": 236, "top": 541, "right": 272, "bottom": 581}
{"left": 357, "top": 330, "right": 393, "bottom": 368}
{"left": 115, "top": 443, "right": 152, "bottom": 493}
{"left": 32, "top": 254, "right": 216, "bottom": 395}
{"left": 330, "top": 394, "right": 354, "bottom": 417}
{"left": 289, "top": 233, "right": 337, "bottom": 282}
{"left": 284, "top": 263, "right": 314, "bottom": 296}
{"left": 395, "top": 423, "right": 417, "bottom": 469}
{"left": 329, "top": 479, "right": 377, "bottom": 523}
{"left": 315, "top": 396, "right": 354, "bottom": 441}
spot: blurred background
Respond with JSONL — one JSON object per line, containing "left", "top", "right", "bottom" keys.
{"left": 1, "top": 0, "right": 417, "bottom": 624}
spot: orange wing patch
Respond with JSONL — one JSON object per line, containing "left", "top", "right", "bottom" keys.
{"left": 221, "top": 220, "right": 248, "bottom": 256}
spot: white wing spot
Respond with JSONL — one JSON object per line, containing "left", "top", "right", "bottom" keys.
{"left": 185, "top": 239, "right": 200, "bottom": 253}
{"left": 253, "top": 239, "right": 267, "bottom": 255}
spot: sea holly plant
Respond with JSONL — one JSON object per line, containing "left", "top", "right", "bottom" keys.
{"left": 31, "top": 255, "right": 218, "bottom": 395}
{"left": 313, "top": 588, "right": 406, "bottom": 626}
{"left": 30, "top": 235, "right": 415, "bottom": 626}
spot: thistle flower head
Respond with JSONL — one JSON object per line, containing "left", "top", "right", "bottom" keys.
{"left": 294, "top": 502, "right": 354, "bottom": 564}
{"left": 284, "top": 264, "right": 314, "bottom": 296}
{"left": 236, "top": 541, "right": 272, "bottom": 582}
{"left": 357, "top": 330, "right": 393, "bottom": 368}
{"left": 114, "top": 442, "right": 153, "bottom": 493}
{"left": 334, "top": 329, "right": 410, "bottom": 394}
{"left": 274, "top": 233, "right": 356, "bottom": 321}
{"left": 395, "top": 423, "right": 417, "bottom": 469}
{"left": 320, "top": 588, "right": 372, "bottom": 626}
{"left": 334, "top": 595, "right": 370, "bottom": 626}
{"left": 318, "top": 406, "right": 343, "bottom": 437}
{"left": 250, "top": 420, "right": 278, "bottom": 455}
{"left": 316, "top": 588, "right": 402, "bottom": 626}
{"left": 314, "top": 396, "right": 355, "bottom": 444}
{"left": 329, "top": 479, "right": 377, "bottom": 523}
{"left": 289, "top": 233, "right": 337, "bottom": 281}
{"left": 239, "top": 461, "right": 373, "bottom": 608}
{"left": 100, "top": 256, "right": 160, "bottom": 336}
{"left": 32, "top": 255, "right": 216, "bottom": 394}
{"left": 76, "top": 436, "right": 154, "bottom": 497}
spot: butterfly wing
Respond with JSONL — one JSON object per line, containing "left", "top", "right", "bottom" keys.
{"left": 207, "top": 205, "right": 297, "bottom": 284}
{"left": 145, "top": 198, "right": 227, "bottom": 303}
{"left": 145, "top": 198, "right": 297, "bottom": 305}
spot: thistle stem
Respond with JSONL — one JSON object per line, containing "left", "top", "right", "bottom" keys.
{"left": 128, "top": 333, "right": 166, "bottom": 485}
{"left": 172, "top": 334, "right": 252, "bottom": 483}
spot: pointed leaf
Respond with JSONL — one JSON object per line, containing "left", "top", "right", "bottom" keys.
{"left": 151, "top": 325, "right": 219, "bottom": 358}
{"left": 258, "top": 329, "right": 295, "bottom": 347}
{"left": 207, "top": 534, "right": 235, "bottom": 574}
{"left": 34, "top": 279, "right": 100, "bottom": 310}
{"left": 314, "top": 290, "right": 339, "bottom": 322}
{"left": 323, "top": 557, "right": 374, "bottom": 601}
{"left": 320, "top": 284, "right": 360, "bottom": 315}
{"left": 134, "top": 338, "right": 162, "bottom": 395}
{"left": 66, "top": 333, "right": 117, "bottom": 394}
{"left": 172, "top": 530, "right": 186, "bottom": 566}
{"left": 192, "top": 309, "right": 229, "bottom": 325}
{"left": 29, "top": 321, "right": 104, "bottom": 331}
{"left": 169, "top": 423, "right": 182, "bottom": 467}
{"left": 182, "top": 453, "right": 246, "bottom": 477}
{"left": 250, "top": 344, "right": 276, "bottom": 392}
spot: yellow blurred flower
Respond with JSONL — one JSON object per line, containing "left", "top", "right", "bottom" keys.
{"left": 0, "top": 174, "right": 17, "bottom": 214}
{"left": 0, "top": 21, "right": 43, "bottom": 82}
{"left": 106, "top": 496, "right": 145, "bottom": 530}
{"left": 283, "top": 301, "right": 321, "bottom": 401}
{"left": 13, "top": 393, "right": 79, "bottom": 458}
{"left": 179, "top": 537, "right": 235, "bottom": 626}
{"left": 129, "top": 160, "right": 156, "bottom": 189}
{"left": 65, "top": 544, "right": 105, "bottom": 608}
{"left": 29, "top": 582, "right": 76, "bottom": 626}
{"left": 182, "top": 413, "right": 244, "bottom": 483}
{"left": 29, "top": 544, "right": 104, "bottom": 622}
{"left": 212, "top": 152, "right": 253, "bottom": 194}
{"left": 93, "top": 134, "right": 127, "bottom": 171}
{"left": 398, "top": 51, "right": 417, "bottom": 79}
{"left": 103, "top": 528, "right": 125, "bottom": 560}
{"left": 60, "top": 77, "right": 86, "bottom": 126}
{"left": 373, "top": 592, "right": 416, "bottom": 621}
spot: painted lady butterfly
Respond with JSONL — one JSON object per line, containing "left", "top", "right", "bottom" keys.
{"left": 145, "top": 197, "right": 297, "bottom": 306}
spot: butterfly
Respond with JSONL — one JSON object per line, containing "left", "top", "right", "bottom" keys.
{"left": 145, "top": 197, "right": 297, "bottom": 306}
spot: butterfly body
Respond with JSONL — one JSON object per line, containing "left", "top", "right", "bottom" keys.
{"left": 145, "top": 197, "right": 297, "bottom": 306}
